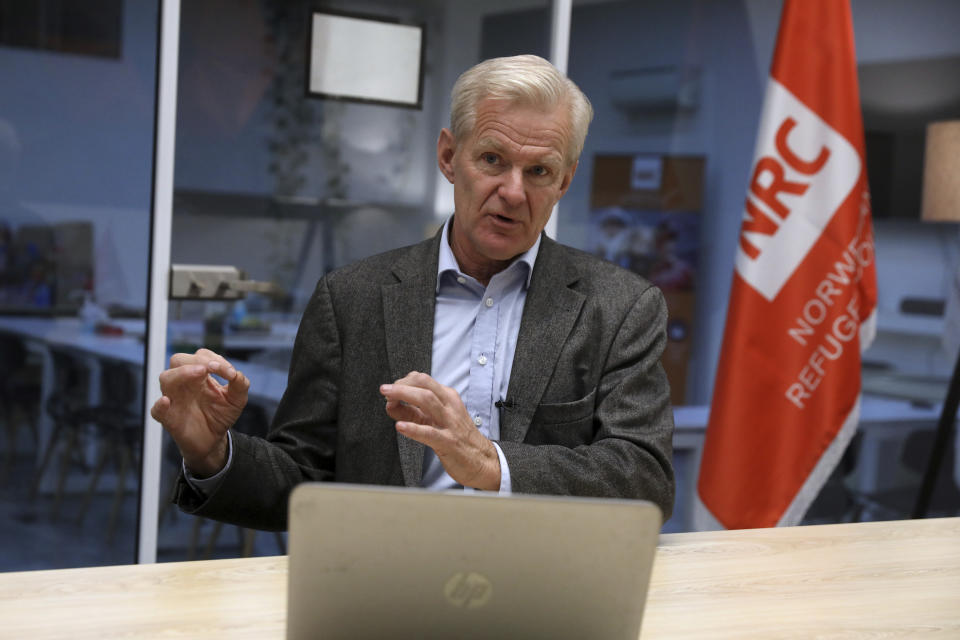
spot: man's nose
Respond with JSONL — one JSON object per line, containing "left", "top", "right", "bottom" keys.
{"left": 497, "top": 168, "right": 526, "bottom": 207}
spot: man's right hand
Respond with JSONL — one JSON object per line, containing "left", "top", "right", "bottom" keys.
{"left": 150, "top": 349, "right": 250, "bottom": 478}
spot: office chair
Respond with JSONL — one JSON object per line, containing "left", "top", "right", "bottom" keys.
{"left": 803, "top": 433, "right": 863, "bottom": 524}
{"left": 30, "top": 348, "right": 88, "bottom": 514}
{"left": 158, "top": 403, "right": 285, "bottom": 560}
{"left": 73, "top": 361, "right": 142, "bottom": 543}
{"left": 0, "top": 334, "right": 42, "bottom": 485}
{"left": 849, "top": 428, "right": 960, "bottom": 521}
{"left": 201, "top": 403, "right": 285, "bottom": 559}
{"left": 31, "top": 352, "right": 141, "bottom": 543}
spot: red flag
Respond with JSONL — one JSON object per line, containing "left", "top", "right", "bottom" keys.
{"left": 697, "top": 0, "right": 878, "bottom": 529}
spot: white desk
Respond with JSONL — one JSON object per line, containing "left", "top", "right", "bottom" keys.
{"left": 669, "top": 396, "right": 944, "bottom": 528}
{"left": 0, "top": 316, "right": 145, "bottom": 364}
{"left": 0, "top": 317, "right": 146, "bottom": 472}
{"left": 672, "top": 395, "right": 942, "bottom": 436}
{"left": 167, "top": 318, "right": 300, "bottom": 352}
{"left": 0, "top": 315, "right": 299, "bottom": 408}
{"left": 0, "top": 316, "right": 299, "bottom": 364}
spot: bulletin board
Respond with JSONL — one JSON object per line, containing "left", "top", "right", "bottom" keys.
{"left": 589, "top": 154, "right": 705, "bottom": 404}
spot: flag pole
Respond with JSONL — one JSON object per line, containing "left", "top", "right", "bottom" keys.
{"left": 912, "top": 350, "right": 960, "bottom": 518}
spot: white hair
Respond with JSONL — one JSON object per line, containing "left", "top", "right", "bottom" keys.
{"left": 449, "top": 55, "right": 593, "bottom": 166}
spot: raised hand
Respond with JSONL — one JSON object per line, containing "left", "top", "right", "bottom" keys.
{"left": 381, "top": 371, "right": 500, "bottom": 491}
{"left": 151, "top": 348, "right": 250, "bottom": 477}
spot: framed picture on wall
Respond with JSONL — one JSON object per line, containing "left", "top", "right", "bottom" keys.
{"left": 307, "top": 9, "right": 425, "bottom": 109}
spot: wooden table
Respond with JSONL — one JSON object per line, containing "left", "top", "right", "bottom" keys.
{"left": 1, "top": 517, "right": 957, "bottom": 638}
{"left": 644, "top": 517, "right": 960, "bottom": 638}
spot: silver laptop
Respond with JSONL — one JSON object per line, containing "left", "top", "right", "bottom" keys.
{"left": 287, "top": 484, "right": 662, "bottom": 640}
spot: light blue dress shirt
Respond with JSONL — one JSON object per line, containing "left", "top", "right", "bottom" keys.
{"left": 186, "top": 217, "right": 539, "bottom": 496}
{"left": 420, "top": 217, "right": 540, "bottom": 493}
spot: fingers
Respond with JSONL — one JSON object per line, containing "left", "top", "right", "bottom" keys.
{"left": 197, "top": 354, "right": 250, "bottom": 405}
{"left": 395, "top": 419, "right": 442, "bottom": 448}
{"left": 223, "top": 367, "right": 251, "bottom": 407}
{"left": 150, "top": 394, "right": 196, "bottom": 440}
{"left": 384, "top": 399, "right": 428, "bottom": 425}
{"left": 385, "top": 388, "right": 446, "bottom": 428}
{"left": 393, "top": 417, "right": 467, "bottom": 452}
{"left": 158, "top": 362, "right": 208, "bottom": 394}
{"left": 158, "top": 349, "right": 250, "bottom": 418}
{"left": 193, "top": 352, "right": 250, "bottom": 404}
{"left": 381, "top": 371, "right": 474, "bottom": 449}
{"left": 394, "top": 418, "right": 500, "bottom": 491}
{"left": 164, "top": 350, "right": 233, "bottom": 393}
{"left": 381, "top": 372, "right": 456, "bottom": 422}
{"left": 381, "top": 372, "right": 500, "bottom": 490}
{"left": 168, "top": 348, "right": 235, "bottom": 371}
{"left": 150, "top": 396, "right": 170, "bottom": 424}
{"left": 164, "top": 349, "right": 247, "bottom": 393}
{"left": 393, "top": 370, "right": 448, "bottom": 396}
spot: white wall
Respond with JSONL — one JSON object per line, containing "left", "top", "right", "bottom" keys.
{"left": 559, "top": 0, "right": 765, "bottom": 404}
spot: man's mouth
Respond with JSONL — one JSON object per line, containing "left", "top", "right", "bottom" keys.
{"left": 489, "top": 213, "right": 518, "bottom": 225}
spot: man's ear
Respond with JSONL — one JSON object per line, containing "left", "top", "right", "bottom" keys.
{"left": 557, "top": 160, "right": 578, "bottom": 198}
{"left": 437, "top": 128, "right": 457, "bottom": 184}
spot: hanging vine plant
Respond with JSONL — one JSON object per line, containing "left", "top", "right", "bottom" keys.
{"left": 262, "top": 0, "right": 349, "bottom": 200}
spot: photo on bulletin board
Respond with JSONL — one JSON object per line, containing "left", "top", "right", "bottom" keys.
{"left": 307, "top": 9, "right": 425, "bottom": 109}
{"left": 589, "top": 154, "right": 705, "bottom": 404}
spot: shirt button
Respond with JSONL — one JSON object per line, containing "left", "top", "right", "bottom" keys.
{"left": 478, "top": 354, "right": 487, "bottom": 365}
{"left": 457, "top": 276, "right": 466, "bottom": 284}
{"left": 474, "top": 415, "right": 482, "bottom": 426}
{"left": 484, "top": 297, "right": 494, "bottom": 307}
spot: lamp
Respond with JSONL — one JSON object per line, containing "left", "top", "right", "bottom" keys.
{"left": 915, "top": 120, "right": 960, "bottom": 517}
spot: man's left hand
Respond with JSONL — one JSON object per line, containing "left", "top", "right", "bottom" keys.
{"left": 381, "top": 371, "right": 500, "bottom": 491}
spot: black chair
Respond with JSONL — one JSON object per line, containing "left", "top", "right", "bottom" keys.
{"left": 204, "top": 403, "right": 285, "bottom": 559}
{"left": 160, "top": 403, "right": 285, "bottom": 560}
{"left": 848, "top": 428, "right": 960, "bottom": 521}
{"left": 72, "top": 361, "right": 142, "bottom": 543}
{"left": 803, "top": 433, "right": 864, "bottom": 524}
{"left": 31, "top": 353, "right": 142, "bottom": 542}
{"left": 806, "top": 427, "right": 960, "bottom": 524}
{"left": 29, "top": 349, "right": 89, "bottom": 513}
{"left": 0, "top": 334, "right": 42, "bottom": 485}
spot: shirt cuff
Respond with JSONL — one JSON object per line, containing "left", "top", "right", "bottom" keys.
{"left": 493, "top": 441, "right": 512, "bottom": 495}
{"left": 182, "top": 431, "right": 234, "bottom": 497}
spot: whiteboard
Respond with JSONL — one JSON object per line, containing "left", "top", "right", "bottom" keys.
{"left": 308, "top": 11, "right": 424, "bottom": 108}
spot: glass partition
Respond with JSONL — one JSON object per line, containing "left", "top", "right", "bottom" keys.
{"left": 0, "top": 0, "right": 159, "bottom": 570}
{"left": 157, "top": 0, "right": 552, "bottom": 561}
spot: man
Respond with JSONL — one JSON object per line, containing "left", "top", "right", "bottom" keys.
{"left": 153, "top": 55, "right": 674, "bottom": 532}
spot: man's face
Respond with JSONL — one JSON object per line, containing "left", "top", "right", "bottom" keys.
{"left": 437, "top": 98, "right": 578, "bottom": 278}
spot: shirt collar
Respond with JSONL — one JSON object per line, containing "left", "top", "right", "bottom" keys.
{"left": 436, "top": 215, "right": 541, "bottom": 293}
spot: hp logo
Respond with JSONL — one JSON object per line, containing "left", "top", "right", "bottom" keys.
{"left": 443, "top": 572, "right": 493, "bottom": 610}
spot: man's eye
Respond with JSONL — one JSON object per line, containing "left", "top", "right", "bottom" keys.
{"left": 481, "top": 153, "right": 499, "bottom": 165}
{"left": 531, "top": 166, "right": 548, "bottom": 176}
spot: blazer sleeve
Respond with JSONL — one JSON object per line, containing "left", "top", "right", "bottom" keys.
{"left": 172, "top": 277, "right": 342, "bottom": 532}
{"left": 496, "top": 285, "right": 675, "bottom": 520}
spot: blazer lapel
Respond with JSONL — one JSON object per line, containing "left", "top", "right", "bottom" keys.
{"left": 502, "top": 236, "right": 584, "bottom": 443}
{"left": 382, "top": 232, "right": 441, "bottom": 487}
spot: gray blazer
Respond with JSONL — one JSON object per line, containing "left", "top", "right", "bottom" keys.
{"left": 174, "top": 232, "right": 675, "bottom": 531}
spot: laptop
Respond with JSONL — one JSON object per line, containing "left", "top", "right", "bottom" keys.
{"left": 286, "top": 483, "right": 662, "bottom": 640}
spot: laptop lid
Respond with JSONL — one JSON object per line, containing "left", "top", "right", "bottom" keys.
{"left": 287, "top": 484, "right": 661, "bottom": 640}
